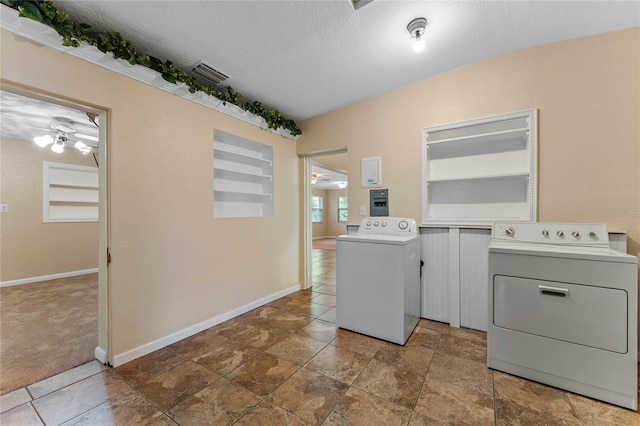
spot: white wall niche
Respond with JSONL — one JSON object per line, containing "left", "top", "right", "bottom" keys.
{"left": 422, "top": 110, "right": 537, "bottom": 225}
{"left": 213, "top": 130, "right": 273, "bottom": 218}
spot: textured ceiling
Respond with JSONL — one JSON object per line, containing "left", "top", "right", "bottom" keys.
{"left": 52, "top": 0, "right": 639, "bottom": 122}
{"left": 0, "top": 91, "right": 99, "bottom": 150}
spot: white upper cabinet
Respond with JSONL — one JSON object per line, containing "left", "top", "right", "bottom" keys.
{"left": 422, "top": 110, "right": 537, "bottom": 225}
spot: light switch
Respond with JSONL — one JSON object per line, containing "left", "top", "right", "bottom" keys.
{"left": 359, "top": 205, "right": 366, "bottom": 216}
{"left": 0, "top": 204, "right": 7, "bottom": 213}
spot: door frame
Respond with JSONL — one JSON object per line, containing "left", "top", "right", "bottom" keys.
{"left": 300, "top": 148, "right": 347, "bottom": 290}
{"left": 1, "top": 82, "right": 111, "bottom": 365}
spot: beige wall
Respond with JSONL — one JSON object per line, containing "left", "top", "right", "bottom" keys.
{"left": 0, "top": 137, "right": 99, "bottom": 281}
{"left": 298, "top": 29, "right": 640, "bottom": 260}
{"left": 298, "top": 28, "right": 640, "bottom": 342}
{"left": 311, "top": 188, "right": 348, "bottom": 237}
{"left": 325, "top": 188, "right": 348, "bottom": 237}
{"left": 1, "top": 29, "right": 300, "bottom": 359}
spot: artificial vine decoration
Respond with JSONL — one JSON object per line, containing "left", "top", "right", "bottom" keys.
{"left": 2, "top": 0, "right": 302, "bottom": 136}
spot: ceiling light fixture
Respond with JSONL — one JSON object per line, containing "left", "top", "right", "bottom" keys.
{"left": 32, "top": 117, "right": 97, "bottom": 155}
{"left": 311, "top": 174, "right": 318, "bottom": 184}
{"left": 337, "top": 182, "right": 348, "bottom": 189}
{"left": 407, "top": 17, "right": 427, "bottom": 52}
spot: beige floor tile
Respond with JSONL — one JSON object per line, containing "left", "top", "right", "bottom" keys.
{"left": 405, "top": 326, "right": 441, "bottom": 349}
{"left": 0, "top": 403, "right": 43, "bottom": 426}
{"left": 436, "top": 333, "right": 487, "bottom": 363}
{"left": 0, "top": 388, "right": 31, "bottom": 414}
{"left": 417, "top": 319, "right": 449, "bottom": 333}
{"left": 235, "top": 400, "right": 312, "bottom": 425}
{"left": 414, "top": 378, "right": 494, "bottom": 425}
{"left": 374, "top": 342, "right": 434, "bottom": 377}
{"left": 426, "top": 351, "right": 493, "bottom": 396}
{"left": 314, "top": 285, "right": 336, "bottom": 295}
{"left": 268, "top": 368, "right": 349, "bottom": 425}
{"left": 352, "top": 358, "right": 425, "bottom": 409}
{"left": 115, "top": 347, "right": 186, "bottom": 388}
{"left": 168, "top": 378, "right": 261, "bottom": 425}
{"left": 32, "top": 370, "right": 131, "bottom": 426}
{"left": 323, "top": 387, "right": 412, "bottom": 425}
{"left": 193, "top": 341, "right": 263, "bottom": 375}
{"left": 227, "top": 352, "right": 300, "bottom": 397}
{"left": 493, "top": 371, "right": 580, "bottom": 424}
{"left": 317, "top": 307, "right": 336, "bottom": 323}
{"left": 331, "top": 329, "right": 383, "bottom": 357}
{"left": 409, "top": 410, "right": 446, "bottom": 425}
{"left": 444, "top": 326, "right": 487, "bottom": 344}
{"left": 297, "top": 319, "right": 339, "bottom": 343}
{"left": 60, "top": 386, "right": 163, "bottom": 425}
{"left": 495, "top": 397, "right": 580, "bottom": 425}
{"left": 171, "top": 330, "right": 232, "bottom": 360}
{"left": 569, "top": 392, "right": 640, "bottom": 426}
{"left": 134, "top": 360, "right": 219, "bottom": 411}
{"left": 262, "top": 311, "right": 315, "bottom": 331}
{"left": 287, "top": 289, "right": 316, "bottom": 301}
{"left": 228, "top": 324, "right": 293, "bottom": 349}
{"left": 304, "top": 345, "right": 370, "bottom": 385}
{"left": 312, "top": 294, "right": 336, "bottom": 307}
{"left": 266, "top": 334, "right": 328, "bottom": 365}
{"left": 28, "top": 360, "right": 109, "bottom": 399}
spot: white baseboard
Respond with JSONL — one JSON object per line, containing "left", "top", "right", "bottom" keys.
{"left": 312, "top": 236, "right": 337, "bottom": 240}
{"left": 112, "top": 283, "right": 302, "bottom": 367}
{"left": 94, "top": 346, "right": 108, "bottom": 365}
{"left": 0, "top": 268, "right": 99, "bottom": 288}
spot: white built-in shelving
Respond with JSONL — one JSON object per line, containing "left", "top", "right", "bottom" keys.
{"left": 213, "top": 130, "right": 273, "bottom": 218}
{"left": 422, "top": 110, "right": 537, "bottom": 225}
{"left": 43, "top": 161, "right": 99, "bottom": 222}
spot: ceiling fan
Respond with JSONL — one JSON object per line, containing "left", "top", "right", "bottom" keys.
{"left": 33, "top": 116, "right": 98, "bottom": 155}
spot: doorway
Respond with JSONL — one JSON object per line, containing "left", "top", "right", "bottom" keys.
{"left": 0, "top": 86, "right": 109, "bottom": 395}
{"left": 304, "top": 151, "right": 348, "bottom": 293}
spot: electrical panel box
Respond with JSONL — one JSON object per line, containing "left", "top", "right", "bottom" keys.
{"left": 370, "top": 189, "right": 389, "bottom": 216}
{"left": 361, "top": 156, "right": 382, "bottom": 188}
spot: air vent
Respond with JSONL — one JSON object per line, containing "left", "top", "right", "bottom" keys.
{"left": 191, "top": 61, "right": 231, "bottom": 86}
{"left": 351, "top": 0, "right": 374, "bottom": 11}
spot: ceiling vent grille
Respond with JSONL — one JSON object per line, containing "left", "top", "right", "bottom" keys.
{"left": 351, "top": 0, "right": 374, "bottom": 11}
{"left": 191, "top": 61, "right": 231, "bottom": 86}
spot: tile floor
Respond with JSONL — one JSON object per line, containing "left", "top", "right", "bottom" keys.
{"left": 1, "top": 244, "right": 639, "bottom": 425}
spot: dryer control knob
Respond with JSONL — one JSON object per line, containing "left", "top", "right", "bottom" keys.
{"left": 572, "top": 231, "right": 580, "bottom": 239}
{"left": 373, "top": 221, "right": 379, "bottom": 227}
{"left": 381, "top": 222, "right": 387, "bottom": 227}
{"left": 542, "top": 230, "right": 549, "bottom": 238}
{"left": 557, "top": 231, "right": 564, "bottom": 238}
{"left": 505, "top": 227, "right": 515, "bottom": 237}
{"left": 588, "top": 232, "right": 598, "bottom": 240}
{"left": 398, "top": 220, "right": 408, "bottom": 230}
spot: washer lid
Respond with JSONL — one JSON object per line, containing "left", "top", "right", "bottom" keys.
{"left": 488, "top": 241, "right": 637, "bottom": 264}
{"left": 337, "top": 233, "right": 419, "bottom": 245}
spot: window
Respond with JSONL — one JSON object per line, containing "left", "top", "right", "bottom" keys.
{"left": 311, "top": 196, "right": 323, "bottom": 223}
{"left": 338, "top": 196, "right": 348, "bottom": 222}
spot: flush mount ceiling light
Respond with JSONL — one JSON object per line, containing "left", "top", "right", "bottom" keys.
{"left": 407, "top": 17, "right": 427, "bottom": 52}
{"left": 336, "top": 182, "right": 348, "bottom": 189}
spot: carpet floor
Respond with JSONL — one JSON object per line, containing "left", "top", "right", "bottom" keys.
{"left": 0, "top": 274, "right": 98, "bottom": 395}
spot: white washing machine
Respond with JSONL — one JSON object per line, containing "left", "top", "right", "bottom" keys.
{"left": 488, "top": 222, "right": 638, "bottom": 410}
{"left": 336, "top": 217, "right": 421, "bottom": 345}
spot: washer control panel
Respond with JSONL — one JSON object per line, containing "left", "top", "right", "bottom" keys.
{"left": 492, "top": 222, "right": 609, "bottom": 246}
{"left": 358, "top": 217, "right": 417, "bottom": 237}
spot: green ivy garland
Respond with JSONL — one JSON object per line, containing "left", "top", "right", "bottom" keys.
{"left": 2, "top": 0, "right": 302, "bottom": 136}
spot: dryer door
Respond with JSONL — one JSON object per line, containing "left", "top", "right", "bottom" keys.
{"left": 493, "top": 275, "right": 628, "bottom": 353}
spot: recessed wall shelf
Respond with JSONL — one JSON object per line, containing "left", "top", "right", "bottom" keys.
{"left": 422, "top": 110, "right": 537, "bottom": 225}
{"left": 213, "top": 130, "right": 273, "bottom": 218}
{"left": 43, "top": 161, "right": 99, "bottom": 222}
